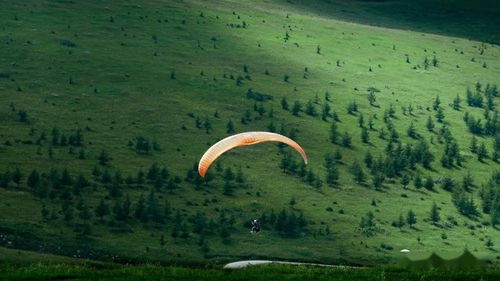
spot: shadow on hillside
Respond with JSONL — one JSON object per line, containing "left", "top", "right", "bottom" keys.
{"left": 401, "top": 250, "right": 488, "bottom": 271}
{"left": 285, "top": 0, "right": 500, "bottom": 44}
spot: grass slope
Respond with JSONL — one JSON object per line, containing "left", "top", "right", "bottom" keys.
{"left": 0, "top": 0, "right": 499, "bottom": 266}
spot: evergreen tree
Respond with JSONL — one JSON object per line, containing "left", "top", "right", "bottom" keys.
{"left": 426, "top": 116, "right": 435, "bottom": 132}
{"left": 492, "top": 207, "right": 500, "bottom": 227}
{"left": 334, "top": 150, "right": 342, "bottom": 161}
{"left": 406, "top": 210, "right": 417, "bottom": 227}
{"left": 78, "top": 149, "right": 85, "bottom": 159}
{"left": 341, "top": 132, "right": 352, "bottom": 148}
{"left": 350, "top": 162, "right": 365, "bottom": 184}
{"left": 470, "top": 136, "right": 479, "bottom": 153}
{"left": 414, "top": 174, "right": 423, "bottom": 189}
{"left": 329, "top": 122, "right": 339, "bottom": 144}
{"left": 98, "top": 150, "right": 111, "bottom": 166}
{"left": 368, "top": 91, "right": 377, "bottom": 106}
{"left": 109, "top": 182, "right": 122, "bottom": 198}
{"left": 493, "top": 134, "right": 500, "bottom": 162}
{"left": 358, "top": 113, "right": 365, "bottom": 128}
{"left": 41, "top": 204, "right": 50, "bottom": 221}
{"left": 134, "top": 194, "right": 146, "bottom": 222}
{"left": 101, "top": 169, "right": 112, "bottom": 183}
{"left": 146, "top": 191, "right": 163, "bottom": 223}
{"left": 401, "top": 174, "right": 410, "bottom": 189}
{"left": 407, "top": 122, "right": 417, "bottom": 139}
{"left": 364, "top": 152, "right": 373, "bottom": 168}
{"left": 62, "top": 202, "right": 74, "bottom": 223}
{"left": 11, "top": 168, "right": 22, "bottom": 186}
{"left": 361, "top": 127, "right": 369, "bottom": 143}
{"left": 435, "top": 107, "right": 445, "bottom": 123}
{"left": 422, "top": 175, "right": 433, "bottom": 189}
{"left": 27, "top": 169, "right": 40, "bottom": 188}
{"left": 477, "top": 142, "right": 488, "bottom": 162}
{"left": 429, "top": 202, "right": 440, "bottom": 224}
{"left": 347, "top": 101, "right": 358, "bottom": 115}
{"left": 433, "top": 95, "right": 441, "bottom": 110}
{"left": 226, "top": 120, "right": 235, "bottom": 133}
{"left": 113, "top": 200, "right": 124, "bottom": 221}
{"left": 281, "top": 97, "right": 289, "bottom": 110}
{"left": 95, "top": 199, "right": 110, "bottom": 221}
{"left": 368, "top": 115, "right": 374, "bottom": 130}
{"left": 452, "top": 188, "right": 479, "bottom": 218}
{"left": 305, "top": 100, "right": 317, "bottom": 116}
{"left": 326, "top": 166, "right": 339, "bottom": 187}
{"left": 292, "top": 101, "right": 302, "bottom": 116}
{"left": 321, "top": 103, "right": 331, "bottom": 121}
{"left": 432, "top": 56, "right": 438, "bottom": 67}
{"left": 79, "top": 205, "right": 92, "bottom": 222}
{"left": 203, "top": 118, "right": 212, "bottom": 134}
{"left": 396, "top": 214, "right": 405, "bottom": 229}
{"left": 461, "top": 172, "right": 474, "bottom": 192}
{"left": 372, "top": 173, "right": 385, "bottom": 190}
{"left": 134, "top": 136, "right": 150, "bottom": 154}
{"left": 452, "top": 94, "right": 461, "bottom": 110}
{"left": 360, "top": 211, "right": 375, "bottom": 229}
{"left": 61, "top": 168, "right": 73, "bottom": 186}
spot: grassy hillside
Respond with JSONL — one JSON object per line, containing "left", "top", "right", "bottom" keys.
{"left": 0, "top": 0, "right": 499, "bottom": 267}
{"left": 0, "top": 246, "right": 113, "bottom": 270}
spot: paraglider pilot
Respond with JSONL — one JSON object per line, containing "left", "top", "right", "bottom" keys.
{"left": 251, "top": 219, "right": 261, "bottom": 234}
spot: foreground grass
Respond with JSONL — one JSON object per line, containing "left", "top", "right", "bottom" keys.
{"left": 0, "top": 0, "right": 499, "bottom": 266}
{"left": 1, "top": 263, "right": 500, "bottom": 281}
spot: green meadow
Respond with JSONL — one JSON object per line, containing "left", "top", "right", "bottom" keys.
{"left": 2, "top": 264, "right": 500, "bottom": 281}
{"left": 0, "top": 0, "right": 500, "bottom": 277}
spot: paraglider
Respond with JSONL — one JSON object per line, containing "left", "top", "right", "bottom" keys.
{"left": 198, "top": 131, "right": 308, "bottom": 177}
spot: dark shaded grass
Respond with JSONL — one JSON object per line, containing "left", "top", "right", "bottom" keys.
{"left": 288, "top": 0, "right": 500, "bottom": 44}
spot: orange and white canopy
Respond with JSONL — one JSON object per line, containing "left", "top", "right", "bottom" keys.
{"left": 198, "top": 131, "right": 307, "bottom": 177}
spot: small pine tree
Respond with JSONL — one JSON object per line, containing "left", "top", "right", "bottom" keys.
{"left": 292, "top": 101, "right": 302, "bottom": 116}
{"left": 452, "top": 94, "right": 461, "bottom": 110}
{"left": 435, "top": 107, "right": 445, "bottom": 123}
{"left": 414, "top": 174, "right": 423, "bottom": 189}
{"left": 406, "top": 210, "right": 417, "bottom": 227}
{"left": 477, "top": 142, "right": 488, "bottom": 162}
{"left": 350, "top": 162, "right": 365, "bottom": 184}
{"left": 426, "top": 116, "right": 435, "bottom": 132}
{"left": 401, "top": 174, "right": 410, "bottom": 189}
{"left": 433, "top": 95, "right": 441, "bottom": 110}
{"left": 281, "top": 97, "right": 289, "bottom": 110}
{"left": 397, "top": 214, "right": 405, "bottom": 229}
{"left": 329, "top": 122, "right": 339, "bottom": 144}
{"left": 226, "top": 120, "right": 235, "bottom": 133}
{"left": 361, "top": 127, "right": 369, "bottom": 143}
{"left": 11, "top": 168, "right": 22, "bottom": 186}
{"left": 341, "top": 132, "right": 352, "bottom": 148}
{"left": 429, "top": 202, "right": 440, "bottom": 224}
{"left": 470, "top": 136, "right": 478, "bottom": 153}
{"left": 95, "top": 199, "right": 110, "bottom": 221}
{"left": 27, "top": 169, "right": 39, "bottom": 188}
{"left": 98, "top": 150, "right": 111, "bottom": 166}
{"left": 424, "top": 176, "right": 434, "bottom": 190}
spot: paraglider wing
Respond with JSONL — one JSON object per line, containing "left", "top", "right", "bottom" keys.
{"left": 198, "top": 131, "right": 307, "bottom": 177}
